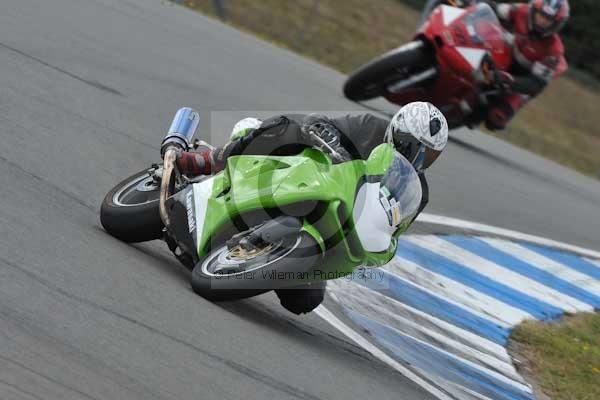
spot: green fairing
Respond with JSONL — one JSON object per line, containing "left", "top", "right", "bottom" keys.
{"left": 194, "top": 143, "right": 402, "bottom": 282}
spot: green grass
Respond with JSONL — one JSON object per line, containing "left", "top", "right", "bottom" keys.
{"left": 511, "top": 314, "right": 600, "bottom": 400}
{"left": 178, "top": 0, "right": 600, "bottom": 177}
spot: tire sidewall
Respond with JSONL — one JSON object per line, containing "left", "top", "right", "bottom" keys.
{"left": 100, "top": 169, "right": 164, "bottom": 243}
{"left": 344, "top": 41, "right": 432, "bottom": 101}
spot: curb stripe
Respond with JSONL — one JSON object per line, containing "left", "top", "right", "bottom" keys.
{"left": 398, "top": 238, "right": 566, "bottom": 319}
{"left": 445, "top": 383, "right": 496, "bottom": 400}
{"left": 346, "top": 309, "right": 531, "bottom": 393}
{"left": 521, "top": 243, "right": 600, "bottom": 283}
{"left": 345, "top": 310, "right": 534, "bottom": 400}
{"left": 328, "top": 279, "right": 511, "bottom": 363}
{"left": 341, "top": 290, "right": 525, "bottom": 381}
{"left": 386, "top": 256, "right": 533, "bottom": 326}
{"left": 456, "top": 237, "right": 600, "bottom": 307}
{"left": 586, "top": 258, "right": 600, "bottom": 269}
{"left": 314, "top": 306, "right": 455, "bottom": 400}
{"left": 418, "top": 213, "right": 600, "bottom": 259}
{"left": 407, "top": 236, "right": 592, "bottom": 313}
{"left": 481, "top": 238, "right": 600, "bottom": 294}
{"left": 424, "top": 374, "right": 497, "bottom": 400}
{"left": 353, "top": 270, "right": 510, "bottom": 344}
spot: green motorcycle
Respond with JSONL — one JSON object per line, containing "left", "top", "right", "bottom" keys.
{"left": 101, "top": 108, "right": 422, "bottom": 313}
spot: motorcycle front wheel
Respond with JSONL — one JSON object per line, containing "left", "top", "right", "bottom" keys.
{"left": 343, "top": 40, "right": 434, "bottom": 101}
{"left": 100, "top": 167, "right": 164, "bottom": 243}
{"left": 191, "top": 226, "right": 323, "bottom": 301}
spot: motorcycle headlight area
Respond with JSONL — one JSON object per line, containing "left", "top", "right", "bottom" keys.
{"left": 352, "top": 153, "right": 422, "bottom": 253}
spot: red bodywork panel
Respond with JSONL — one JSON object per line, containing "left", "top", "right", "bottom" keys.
{"left": 384, "top": 4, "right": 512, "bottom": 120}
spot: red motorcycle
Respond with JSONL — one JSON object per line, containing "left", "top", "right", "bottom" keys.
{"left": 343, "top": 2, "right": 512, "bottom": 129}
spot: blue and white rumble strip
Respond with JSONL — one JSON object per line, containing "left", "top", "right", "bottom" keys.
{"left": 318, "top": 217, "right": 600, "bottom": 400}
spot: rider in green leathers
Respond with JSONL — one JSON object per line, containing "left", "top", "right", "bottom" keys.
{"left": 175, "top": 102, "right": 449, "bottom": 222}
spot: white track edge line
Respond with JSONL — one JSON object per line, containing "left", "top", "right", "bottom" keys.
{"left": 418, "top": 213, "right": 600, "bottom": 259}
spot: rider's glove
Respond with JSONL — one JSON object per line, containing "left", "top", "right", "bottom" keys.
{"left": 493, "top": 70, "right": 515, "bottom": 93}
{"left": 300, "top": 114, "right": 352, "bottom": 163}
{"left": 482, "top": 55, "right": 514, "bottom": 93}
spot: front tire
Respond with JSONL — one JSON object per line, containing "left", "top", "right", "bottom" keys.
{"left": 191, "top": 230, "right": 323, "bottom": 301}
{"left": 100, "top": 168, "right": 164, "bottom": 243}
{"left": 343, "top": 41, "right": 434, "bottom": 101}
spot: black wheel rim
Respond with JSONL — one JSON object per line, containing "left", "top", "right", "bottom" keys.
{"left": 113, "top": 173, "right": 161, "bottom": 207}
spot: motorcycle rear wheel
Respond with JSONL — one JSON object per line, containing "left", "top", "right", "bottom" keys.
{"left": 100, "top": 167, "right": 164, "bottom": 243}
{"left": 343, "top": 40, "right": 434, "bottom": 102}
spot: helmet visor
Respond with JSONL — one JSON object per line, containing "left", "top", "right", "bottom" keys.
{"left": 423, "top": 147, "right": 442, "bottom": 169}
{"left": 533, "top": 10, "right": 555, "bottom": 33}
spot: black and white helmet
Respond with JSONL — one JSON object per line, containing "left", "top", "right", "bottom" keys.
{"left": 385, "top": 102, "right": 448, "bottom": 171}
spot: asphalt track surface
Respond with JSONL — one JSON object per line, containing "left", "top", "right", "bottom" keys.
{"left": 0, "top": 1, "right": 599, "bottom": 399}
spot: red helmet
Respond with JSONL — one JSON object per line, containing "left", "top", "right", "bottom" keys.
{"left": 528, "top": 0, "right": 570, "bottom": 38}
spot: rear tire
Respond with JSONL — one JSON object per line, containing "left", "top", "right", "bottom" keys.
{"left": 100, "top": 168, "right": 164, "bottom": 243}
{"left": 343, "top": 41, "right": 434, "bottom": 101}
{"left": 191, "top": 229, "right": 322, "bottom": 302}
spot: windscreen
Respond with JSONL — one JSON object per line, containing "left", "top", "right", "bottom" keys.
{"left": 379, "top": 152, "right": 422, "bottom": 228}
{"left": 463, "top": 3, "right": 504, "bottom": 46}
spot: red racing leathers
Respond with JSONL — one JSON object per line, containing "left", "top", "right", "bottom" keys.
{"left": 485, "top": 2, "right": 567, "bottom": 129}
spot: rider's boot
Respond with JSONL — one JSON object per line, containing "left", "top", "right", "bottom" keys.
{"left": 485, "top": 103, "right": 513, "bottom": 131}
{"left": 176, "top": 150, "right": 214, "bottom": 176}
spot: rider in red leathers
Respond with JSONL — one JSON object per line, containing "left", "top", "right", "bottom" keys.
{"left": 422, "top": 0, "right": 569, "bottom": 130}
{"left": 483, "top": 0, "right": 569, "bottom": 130}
